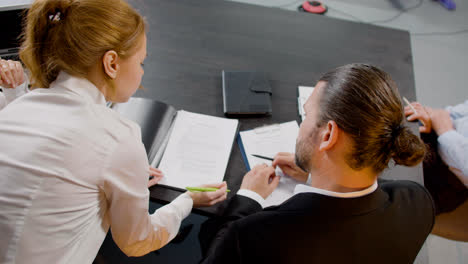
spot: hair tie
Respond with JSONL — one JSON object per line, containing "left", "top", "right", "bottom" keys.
{"left": 49, "top": 5, "right": 70, "bottom": 24}
{"left": 391, "top": 124, "right": 404, "bottom": 139}
{"left": 49, "top": 11, "right": 62, "bottom": 22}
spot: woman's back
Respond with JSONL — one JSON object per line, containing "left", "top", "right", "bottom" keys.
{"left": 0, "top": 0, "right": 228, "bottom": 262}
{"left": 0, "top": 72, "right": 148, "bottom": 263}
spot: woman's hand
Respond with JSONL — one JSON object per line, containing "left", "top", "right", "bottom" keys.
{"left": 148, "top": 166, "right": 164, "bottom": 188}
{"left": 0, "top": 59, "right": 25, "bottom": 88}
{"left": 430, "top": 108, "right": 454, "bottom": 136}
{"left": 404, "top": 101, "right": 454, "bottom": 136}
{"left": 187, "top": 182, "right": 228, "bottom": 207}
{"left": 404, "top": 102, "right": 432, "bottom": 133}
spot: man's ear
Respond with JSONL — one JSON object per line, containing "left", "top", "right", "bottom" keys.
{"left": 102, "top": 50, "right": 119, "bottom": 79}
{"left": 319, "top": 120, "right": 339, "bottom": 151}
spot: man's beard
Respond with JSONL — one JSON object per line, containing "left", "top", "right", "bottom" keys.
{"left": 295, "top": 127, "right": 319, "bottom": 173}
{"left": 295, "top": 140, "right": 311, "bottom": 172}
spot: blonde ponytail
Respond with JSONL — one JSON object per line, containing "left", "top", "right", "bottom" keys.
{"left": 20, "top": 0, "right": 146, "bottom": 89}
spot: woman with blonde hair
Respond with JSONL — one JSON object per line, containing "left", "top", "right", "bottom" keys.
{"left": 0, "top": 0, "right": 227, "bottom": 263}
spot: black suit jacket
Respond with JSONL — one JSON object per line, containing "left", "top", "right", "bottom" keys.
{"left": 199, "top": 180, "right": 435, "bottom": 264}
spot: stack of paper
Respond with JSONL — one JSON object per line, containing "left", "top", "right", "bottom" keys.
{"left": 297, "top": 86, "right": 314, "bottom": 121}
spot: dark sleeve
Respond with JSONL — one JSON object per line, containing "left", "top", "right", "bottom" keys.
{"left": 222, "top": 194, "right": 263, "bottom": 218}
{"left": 199, "top": 195, "right": 262, "bottom": 263}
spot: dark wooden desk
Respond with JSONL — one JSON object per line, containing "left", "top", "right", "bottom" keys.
{"left": 128, "top": 0, "right": 422, "bottom": 215}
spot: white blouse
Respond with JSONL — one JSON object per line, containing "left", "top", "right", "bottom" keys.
{"left": 0, "top": 80, "right": 29, "bottom": 110}
{"left": 0, "top": 72, "right": 193, "bottom": 264}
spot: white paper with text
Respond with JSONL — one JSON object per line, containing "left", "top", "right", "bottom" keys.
{"left": 158, "top": 110, "right": 238, "bottom": 189}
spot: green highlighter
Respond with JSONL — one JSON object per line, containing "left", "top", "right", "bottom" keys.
{"left": 185, "top": 187, "right": 231, "bottom": 193}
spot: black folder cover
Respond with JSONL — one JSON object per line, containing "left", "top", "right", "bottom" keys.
{"left": 222, "top": 71, "right": 272, "bottom": 115}
{"left": 111, "top": 97, "right": 177, "bottom": 164}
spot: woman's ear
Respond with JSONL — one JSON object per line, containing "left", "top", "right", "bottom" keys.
{"left": 319, "top": 120, "right": 339, "bottom": 151}
{"left": 102, "top": 50, "right": 119, "bottom": 79}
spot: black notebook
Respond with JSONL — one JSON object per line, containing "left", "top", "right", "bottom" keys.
{"left": 222, "top": 71, "right": 272, "bottom": 115}
{"left": 111, "top": 97, "right": 239, "bottom": 190}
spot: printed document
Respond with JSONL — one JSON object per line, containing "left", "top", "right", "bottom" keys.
{"left": 158, "top": 111, "right": 238, "bottom": 189}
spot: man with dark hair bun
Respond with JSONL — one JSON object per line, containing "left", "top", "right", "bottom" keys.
{"left": 200, "top": 64, "right": 435, "bottom": 264}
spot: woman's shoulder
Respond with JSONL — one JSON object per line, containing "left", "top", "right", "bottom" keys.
{"left": 95, "top": 105, "right": 143, "bottom": 142}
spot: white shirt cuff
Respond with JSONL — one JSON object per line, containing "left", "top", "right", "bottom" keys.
{"left": 437, "top": 130, "right": 466, "bottom": 171}
{"left": 437, "top": 130, "right": 459, "bottom": 157}
{"left": 237, "top": 189, "right": 266, "bottom": 208}
{"left": 171, "top": 192, "right": 194, "bottom": 220}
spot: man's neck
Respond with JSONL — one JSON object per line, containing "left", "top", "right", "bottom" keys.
{"left": 308, "top": 163, "right": 377, "bottom": 193}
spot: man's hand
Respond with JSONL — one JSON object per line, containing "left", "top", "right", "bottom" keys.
{"left": 272, "top": 152, "right": 308, "bottom": 182}
{"left": 0, "top": 59, "right": 25, "bottom": 88}
{"left": 240, "top": 164, "right": 280, "bottom": 199}
{"left": 430, "top": 108, "right": 454, "bottom": 136}
{"left": 404, "top": 102, "right": 432, "bottom": 133}
{"left": 148, "top": 166, "right": 164, "bottom": 188}
{"left": 188, "top": 182, "right": 228, "bottom": 207}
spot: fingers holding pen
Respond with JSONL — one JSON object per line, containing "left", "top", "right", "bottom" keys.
{"left": 206, "top": 184, "right": 228, "bottom": 206}
{"left": 404, "top": 101, "right": 432, "bottom": 133}
{"left": 240, "top": 165, "right": 279, "bottom": 199}
{"left": 188, "top": 182, "right": 228, "bottom": 207}
{"left": 272, "top": 152, "right": 308, "bottom": 182}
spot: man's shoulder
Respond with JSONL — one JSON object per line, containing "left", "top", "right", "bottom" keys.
{"left": 229, "top": 180, "right": 434, "bottom": 223}
{"left": 379, "top": 179, "right": 434, "bottom": 204}
{"left": 230, "top": 193, "right": 325, "bottom": 226}
{"left": 241, "top": 180, "right": 434, "bottom": 222}
{"left": 211, "top": 182, "right": 435, "bottom": 264}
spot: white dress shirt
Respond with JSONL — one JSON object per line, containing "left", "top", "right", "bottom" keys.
{"left": 239, "top": 181, "right": 378, "bottom": 208}
{"left": 0, "top": 72, "right": 193, "bottom": 264}
{"left": 0, "top": 80, "right": 29, "bottom": 110}
{"left": 438, "top": 100, "right": 468, "bottom": 186}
